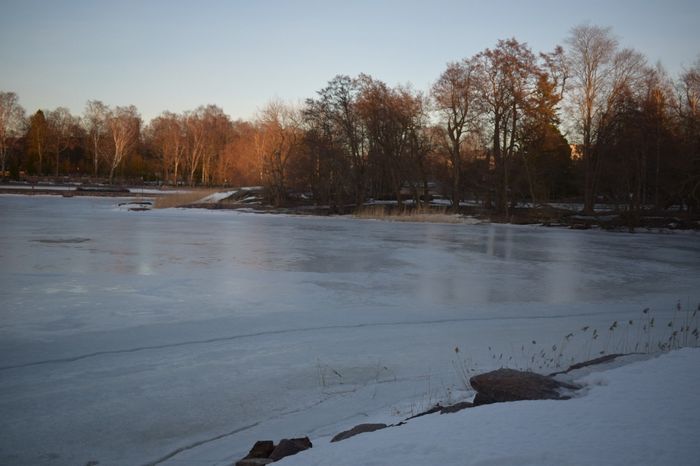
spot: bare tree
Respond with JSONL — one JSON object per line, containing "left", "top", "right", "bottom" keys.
{"left": 565, "top": 24, "right": 618, "bottom": 213}
{"left": 475, "top": 39, "right": 539, "bottom": 215}
{"left": 199, "top": 106, "right": 230, "bottom": 186}
{"left": 183, "top": 109, "right": 206, "bottom": 186}
{"left": 357, "top": 77, "right": 425, "bottom": 207}
{"left": 303, "top": 91, "right": 347, "bottom": 207}
{"left": 105, "top": 105, "right": 141, "bottom": 183}
{"left": 642, "top": 64, "right": 675, "bottom": 207}
{"left": 317, "top": 76, "right": 369, "bottom": 206}
{"left": 678, "top": 58, "right": 700, "bottom": 115}
{"left": 46, "top": 107, "right": 80, "bottom": 177}
{"left": 432, "top": 58, "right": 479, "bottom": 210}
{"left": 83, "top": 100, "right": 109, "bottom": 177}
{"left": 0, "top": 91, "right": 26, "bottom": 175}
{"left": 180, "top": 105, "right": 229, "bottom": 186}
{"left": 675, "top": 58, "right": 700, "bottom": 211}
{"left": 148, "top": 111, "right": 186, "bottom": 185}
{"left": 26, "top": 110, "right": 48, "bottom": 175}
{"left": 215, "top": 120, "right": 259, "bottom": 187}
{"left": 256, "top": 100, "right": 302, "bottom": 206}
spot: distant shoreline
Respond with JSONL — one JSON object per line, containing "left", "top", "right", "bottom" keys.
{"left": 3, "top": 185, "right": 699, "bottom": 231}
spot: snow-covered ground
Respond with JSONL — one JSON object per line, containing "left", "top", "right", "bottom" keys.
{"left": 281, "top": 348, "right": 700, "bottom": 466}
{"left": 197, "top": 190, "right": 239, "bottom": 203}
{"left": 0, "top": 195, "right": 698, "bottom": 466}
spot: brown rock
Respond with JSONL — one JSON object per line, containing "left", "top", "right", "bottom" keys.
{"left": 472, "top": 392, "right": 497, "bottom": 406}
{"left": 244, "top": 440, "right": 275, "bottom": 459}
{"left": 405, "top": 404, "right": 443, "bottom": 420}
{"left": 470, "top": 368, "right": 579, "bottom": 404}
{"left": 549, "top": 353, "right": 625, "bottom": 376}
{"left": 331, "top": 423, "right": 388, "bottom": 442}
{"left": 268, "top": 437, "right": 312, "bottom": 461}
{"left": 439, "top": 401, "right": 474, "bottom": 414}
{"left": 235, "top": 458, "right": 274, "bottom": 466}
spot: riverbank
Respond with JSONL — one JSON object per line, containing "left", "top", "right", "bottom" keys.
{"left": 2, "top": 182, "right": 699, "bottom": 230}
{"left": 278, "top": 348, "right": 700, "bottom": 466}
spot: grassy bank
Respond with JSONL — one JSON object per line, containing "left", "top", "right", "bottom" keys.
{"left": 353, "top": 205, "right": 468, "bottom": 224}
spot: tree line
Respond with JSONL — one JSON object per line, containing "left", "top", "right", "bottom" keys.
{"left": 1, "top": 24, "right": 698, "bottom": 214}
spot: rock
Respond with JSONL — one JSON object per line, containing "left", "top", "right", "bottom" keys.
{"left": 405, "top": 401, "right": 475, "bottom": 420}
{"left": 405, "top": 404, "right": 443, "bottom": 420}
{"left": 244, "top": 440, "right": 275, "bottom": 459}
{"left": 470, "top": 368, "right": 579, "bottom": 404}
{"left": 439, "top": 401, "right": 473, "bottom": 414}
{"left": 331, "top": 423, "right": 388, "bottom": 442}
{"left": 268, "top": 437, "right": 312, "bottom": 461}
{"left": 472, "top": 392, "right": 497, "bottom": 406}
{"left": 235, "top": 458, "right": 274, "bottom": 466}
{"left": 549, "top": 353, "right": 625, "bottom": 376}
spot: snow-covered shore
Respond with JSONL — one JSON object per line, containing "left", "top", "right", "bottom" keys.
{"left": 280, "top": 348, "right": 700, "bottom": 466}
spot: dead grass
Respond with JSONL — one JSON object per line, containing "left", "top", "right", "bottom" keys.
{"left": 354, "top": 204, "right": 464, "bottom": 223}
{"left": 153, "top": 189, "right": 220, "bottom": 208}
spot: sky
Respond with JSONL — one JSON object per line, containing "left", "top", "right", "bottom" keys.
{"left": 1, "top": 0, "right": 699, "bottom": 123}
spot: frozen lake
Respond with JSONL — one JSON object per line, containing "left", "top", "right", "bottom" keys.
{"left": 1, "top": 195, "right": 699, "bottom": 466}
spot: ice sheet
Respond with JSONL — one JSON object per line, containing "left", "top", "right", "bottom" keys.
{"left": 0, "top": 195, "right": 698, "bottom": 465}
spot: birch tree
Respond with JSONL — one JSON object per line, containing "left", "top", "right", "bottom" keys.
{"left": 256, "top": 100, "right": 302, "bottom": 206}
{"left": 199, "top": 105, "right": 230, "bottom": 186}
{"left": 148, "top": 112, "right": 185, "bottom": 185}
{"left": 0, "top": 92, "right": 25, "bottom": 175}
{"left": 565, "top": 24, "right": 618, "bottom": 213}
{"left": 83, "top": 100, "right": 109, "bottom": 176}
{"left": 106, "top": 105, "right": 140, "bottom": 183}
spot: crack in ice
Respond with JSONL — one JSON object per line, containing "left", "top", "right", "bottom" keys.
{"left": 0, "top": 309, "right": 644, "bottom": 372}
{"left": 140, "top": 422, "right": 260, "bottom": 466}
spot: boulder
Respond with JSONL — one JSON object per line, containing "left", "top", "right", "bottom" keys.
{"left": 470, "top": 368, "right": 579, "bottom": 404}
{"left": 439, "top": 401, "right": 473, "bottom": 414}
{"left": 268, "top": 437, "right": 312, "bottom": 461}
{"left": 235, "top": 459, "right": 274, "bottom": 466}
{"left": 472, "top": 392, "right": 497, "bottom": 406}
{"left": 405, "top": 404, "right": 443, "bottom": 420}
{"left": 331, "top": 423, "right": 388, "bottom": 442}
{"left": 244, "top": 440, "right": 274, "bottom": 459}
{"left": 549, "top": 353, "right": 624, "bottom": 376}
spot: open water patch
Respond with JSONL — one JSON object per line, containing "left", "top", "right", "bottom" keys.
{"left": 32, "top": 237, "right": 91, "bottom": 244}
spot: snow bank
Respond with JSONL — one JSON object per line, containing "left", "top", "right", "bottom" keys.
{"left": 280, "top": 348, "right": 700, "bottom": 466}
{"left": 198, "top": 190, "right": 239, "bottom": 203}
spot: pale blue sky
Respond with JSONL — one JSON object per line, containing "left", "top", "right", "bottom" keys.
{"left": 1, "top": 0, "right": 698, "bottom": 122}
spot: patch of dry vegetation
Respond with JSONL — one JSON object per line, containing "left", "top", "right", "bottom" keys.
{"left": 153, "top": 189, "right": 220, "bottom": 208}
{"left": 354, "top": 205, "right": 465, "bottom": 223}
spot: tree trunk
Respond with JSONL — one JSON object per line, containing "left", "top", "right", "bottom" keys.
{"left": 492, "top": 116, "right": 503, "bottom": 212}
{"left": 451, "top": 139, "right": 461, "bottom": 212}
{"left": 582, "top": 111, "right": 595, "bottom": 214}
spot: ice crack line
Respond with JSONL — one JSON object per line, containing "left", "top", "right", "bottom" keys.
{"left": 0, "top": 309, "right": 643, "bottom": 372}
{"left": 140, "top": 422, "right": 259, "bottom": 466}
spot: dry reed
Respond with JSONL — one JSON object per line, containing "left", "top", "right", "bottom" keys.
{"left": 153, "top": 189, "right": 220, "bottom": 208}
{"left": 354, "top": 204, "right": 464, "bottom": 223}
